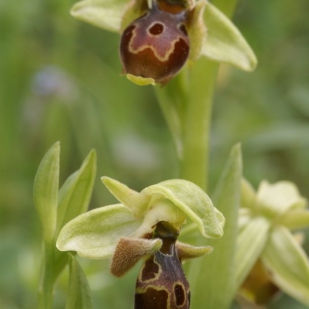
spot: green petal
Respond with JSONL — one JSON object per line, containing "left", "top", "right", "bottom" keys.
{"left": 280, "top": 209, "right": 309, "bottom": 230}
{"left": 56, "top": 204, "right": 141, "bottom": 259}
{"left": 201, "top": 2, "right": 257, "bottom": 71}
{"left": 70, "top": 0, "right": 128, "bottom": 32}
{"left": 33, "top": 142, "right": 60, "bottom": 243}
{"left": 257, "top": 181, "right": 307, "bottom": 218}
{"left": 262, "top": 225, "right": 309, "bottom": 306}
{"left": 188, "top": 144, "right": 242, "bottom": 309}
{"left": 101, "top": 176, "right": 149, "bottom": 218}
{"left": 57, "top": 150, "right": 96, "bottom": 234}
{"left": 235, "top": 216, "right": 270, "bottom": 291}
{"left": 143, "top": 179, "right": 225, "bottom": 238}
{"left": 66, "top": 254, "right": 93, "bottom": 309}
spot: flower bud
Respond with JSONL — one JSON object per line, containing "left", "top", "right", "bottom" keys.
{"left": 119, "top": 0, "right": 190, "bottom": 85}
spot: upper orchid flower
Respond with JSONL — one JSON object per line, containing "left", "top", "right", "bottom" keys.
{"left": 70, "top": 0, "right": 257, "bottom": 85}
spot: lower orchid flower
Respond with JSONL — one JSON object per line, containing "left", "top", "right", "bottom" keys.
{"left": 57, "top": 177, "right": 224, "bottom": 308}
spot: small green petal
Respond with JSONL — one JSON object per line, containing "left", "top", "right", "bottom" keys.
{"left": 280, "top": 209, "right": 309, "bottom": 230}
{"left": 235, "top": 216, "right": 270, "bottom": 291}
{"left": 262, "top": 225, "right": 309, "bottom": 306}
{"left": 33, "top": 142, "right": 60, "bottom": 243}
{"left": 66, "top": 254, "right": 93, "bottom": 309}
{"left": 101, "top": 176, "right": 149, "bottom": 218}
{"left": 70, "top": 0, "right": 128, "bottom": 32}
{"left": 143, "top": 179, "right": 224, "bottom": 238}
{"left": 56, "top": 204, "right": 141, "bottom": 259}
{"left": 57, "top": 150, "right": 96, "bottom": 234}
{"left": 201, "top": 2, "right": 257, "bottom": 71}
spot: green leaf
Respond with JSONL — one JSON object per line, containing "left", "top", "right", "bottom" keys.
{"left": 70, "top": 0, "right": 128, "bottom": 32}
{"left": 56, "top": 204, "right": 141, "bottom": 259}
{"left": 143, "top": 179, "right": 225, "bottom": 238}
{"left": 262, "top": 225, "right": 309, "bottom": 306}
{"left": 235, "top": 216, "right": 270, "bottom": 290}
{"left": 188, "top": 144, "right": 242, "bottom": 309}
{"left": 201, "top": 2, "right": 257, "bottom": 71}
{"left": 57, "top": 150, "right": 97, "bottom": 233}
{"left": 102, "top": 176, "right": 149, "bottom": 218}
{"left": 66, "top": 254, "right": 93, "bottom": 309}
{"left": 33, "top": 142, "right": 60, "bottom": 243}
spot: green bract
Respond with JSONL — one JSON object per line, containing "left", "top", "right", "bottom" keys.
{"left": 56, "top": 178, "right": 224, "bottom": 259}
{"left": 70, "top": 0, "right": 257, "bottom": 73}
{"left": 237, "top": 179, "right": 309, "bottom": 307}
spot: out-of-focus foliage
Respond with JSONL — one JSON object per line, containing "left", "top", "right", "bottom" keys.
{"left": 0, "top": 0, "right": 308, "bottom": 308}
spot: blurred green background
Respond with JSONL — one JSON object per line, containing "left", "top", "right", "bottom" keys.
{"left": 0, "top": 0, "right": 309, "bottom": 308}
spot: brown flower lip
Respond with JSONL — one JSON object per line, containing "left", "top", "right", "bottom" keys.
{"left": 119, "top": 0, "right": 190, "bottom": 85}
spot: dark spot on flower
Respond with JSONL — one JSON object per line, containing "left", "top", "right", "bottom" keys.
{"left": 174, "top": 283, "right": 185, "bottom": 306}
{"left": 149, "top": 23, "right": 164, "bottom": 35}
{"left": 135, "top": 288, "right": 168, "bottom": 309}
{"left": 141, "top": 257, "right": 160, "bottom": 281}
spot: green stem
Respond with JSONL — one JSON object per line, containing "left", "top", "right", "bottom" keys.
{"left": 37, "top": 242, "right": 55, "bottom": 309}
{"left": 156, "top": 1, "right": 239, "bottom": 192}
{"left": 180, "top": 59, "right": 218, "bottom": 191}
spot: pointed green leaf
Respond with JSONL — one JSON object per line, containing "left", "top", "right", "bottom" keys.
{"left": 70, "top": 0, "right": 127, "bottom": 32}
{"left": 56, "top": 204, "right": 141, "bottom": 259}
{"left": 143, "top": 179, "right": 225, "bottom": 238}
{"left": 102, "top": 176, "right": 149, "bottom": 218}
{"left": 33, "top": 142, "right": 60, "bottom": 243}
{"left": 57, "top": 150, "right": 97, "bottom": 233}
{"left": 262, "top": 225, "right": 309, "bottom": 306}
{"left": 280, "top": 209, "right": 309, "bottom": 230}
{"left": 188, "top": 144, "right": 242, "bottom": 309}
{"left": 235, "top": 216, "right": 270, "bottom": 291}
{"left": 201, "top": 2, "right": 257, "bottom": 71}
{"left": 66, "top": 254, "right": 93, "bottom": 309}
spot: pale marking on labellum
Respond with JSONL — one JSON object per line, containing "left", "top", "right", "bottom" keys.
{"left": 128, "top": 22, "right": 186, "bottom": 62}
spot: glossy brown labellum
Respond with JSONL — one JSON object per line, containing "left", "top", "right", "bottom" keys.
{"left": 135, "top": 222, "right": 190, "bottom": 309}
{"left": 120, "top": 0, "right": 190, "bottom": 85}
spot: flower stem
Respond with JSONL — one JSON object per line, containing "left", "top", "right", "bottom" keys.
{"left": 180, "top": 58, "right": 218, "bottom": 191}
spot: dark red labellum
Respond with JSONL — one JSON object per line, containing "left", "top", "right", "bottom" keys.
{"left": 135, "top": 222, "right": 190, "bottom": 309}
{"left": 120, "top": 0, "right": 190, "bottom": 85}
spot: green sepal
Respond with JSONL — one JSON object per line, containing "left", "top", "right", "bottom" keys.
{"left": 280, "top": 209, "right": 309, "bottom": 230}
{"left": 241, "top": 178, "right": 256, "bottom": 210}
{"left": 201, "top": 2, "right": 257, "bottom": 71}
{"left": 102, "top": 176, "right": 150, "bottom": 218}
{"left": 33, "top": 142, "right": 60, "bottom": 243}
{"left": 235, "top": 216, "right": 271, "bottom": 290}
{"left": 262, "top": 225, "right": 309, "bottom": 306}
{"left": 70, "top": 0, "right": 128, "bottom": 32}
{"left": 143, "top": 179, "right": 225, "bottom": 238}
{"left": 56, "top": 204, "right": 141, "bottom": 259}
{"left": 256, "top": 181, "right": 307, "bottom": 220}
{"left": 57, "top": 150, "right": 97, "bottom": 234}
{"left": 65, "top": 254, "right": 93, "bottom": 309}
{"left": 187, "top": 144, "right": 242, "bottom": 309}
